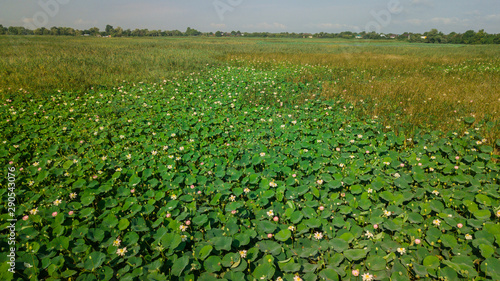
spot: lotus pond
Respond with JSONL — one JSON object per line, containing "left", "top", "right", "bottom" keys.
{"left": 1, "top": 64, "right": 500, "bottom": 281}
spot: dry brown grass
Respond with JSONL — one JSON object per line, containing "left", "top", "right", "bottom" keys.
{"left": 227, "top": 51, "right": 500, "bottom": 140}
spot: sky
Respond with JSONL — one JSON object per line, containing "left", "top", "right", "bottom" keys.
{"left": 1, "top": 0, "right": 499, "bottom": 34}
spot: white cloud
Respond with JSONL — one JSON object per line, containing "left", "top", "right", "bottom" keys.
{"left": 244, "top": 22, "right": 286, "bottom": 30}
{"left": 410, "top": 0, "right": 434, "bottom": 7}
{"left": 402, "top": 17, "right": 466, "bottom": 26}
{"left": 210, "top": 23, "right": 227, "bottom": 29}
{"left": 429, "top": 17, "right": 461, "bottom": 25}
{"left": 314, "top": 23, "right": 360, "bottom": 31}
{"left": 405, "top": 19, "right": 424, "bottom": 25}
{"left": 74, "top": 19, "right": 99, "bottom": 26}
{"left": 22, "top": 18, "right": 34, "bottom": 24}
{"left": 464, "top": 10, "right": 481, "bottom": 16}
{"left": 484, "top": 14, "right": 500, "bottom": 21}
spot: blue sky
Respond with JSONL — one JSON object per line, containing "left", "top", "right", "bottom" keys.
{"left": 1, "top": 0, "right": 499, "bottom": 34}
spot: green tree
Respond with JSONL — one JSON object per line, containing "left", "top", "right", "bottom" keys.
{"left": 8, "top": 26, "right": 19, "bottom": 35}
{"left": 215, "top": 31, "right": 222, "bottom": 37}
{"left": 473, "top": 29, "right": 486, "bottom": 44}
{"left": 462, "top": 30, "right": 475, "bottom": 44}
{"left": 114, "top": 26, "right": 123, "bottom": 37}
{"left": 50, "top": 26, "right": 60, "bottom": 35}
{"left": 105, "top": 24, "right": 114, "bottom": 35}
{"left": 89, "top": 27, "right": 100, "bottom": 36}
{"left": 447, "top": 32, "right": 462, "bottom": 44}
{"left": 185, "top": 27, "right": 201, "bottom": 36}
{"left": 425, "top": 29, "right": 444, "bottom": 43}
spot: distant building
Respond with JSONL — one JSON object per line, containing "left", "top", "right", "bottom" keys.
{"left": 421, "top": 36, "right": 427, "bottom": 39}
{"left": 355, "top": 35, "right": 362, "bottom": 39}
{"left": 303, "top": 33, "right": 313, "bottom": 38}
{"left": 390, "top": 34, "right": 397, "bottom": 39}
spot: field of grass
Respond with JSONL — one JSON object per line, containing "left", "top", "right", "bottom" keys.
{"left": 1, "top": 36, "right": 500, "bottom": 281}
{"left": 1, "top": 36, "right": 499, "bottom": 139}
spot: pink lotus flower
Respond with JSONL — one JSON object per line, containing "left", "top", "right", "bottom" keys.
{"left": 415, "top": 239, "right": 421, "bottom": 245}
{"left": 130, "top": 189, "right": 135, "bottom": 193}
{"left": 457, "top": 223, "right": 463, "bottom": 228}
{"left": 22, "top": 215, "right": 29, "bottom": 221}
{"left": 373, "top": 224, "right": 379, "bottom": 229}
{"left": 166, "top": 213, "right": 171, "bottom": 218}
{"left": 52, "top": 212, "right": 58, "bottom": 217}
{"left": 231, "top": 210, "right": 237, "bottom": 214}
{"left": 454, "top": 166, "right": 459, "bottom": 170}
{"left": 273, "top": 216, "right": 279, "bottom": 222}
{"left": 352, "top": 269, "right": 360, "bottom": 277}
{"left": 185, "top": 220, "right": 191, "bottom": 226}
{"left": 267, "top": 233, "right": 273, "bottom": 239}
{"left": 9, "top": 161, "right": 13, "bottom": 164}
{"left": 319, "top": 206, "right": 324, "bottom": 211}
{"left": 68, "top": 211, "right": 74, "bottom": 216}
{"left": 190, "top": 185, "right": 195, "bottom": 189}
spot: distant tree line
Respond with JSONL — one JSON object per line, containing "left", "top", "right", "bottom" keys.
{"left": 0, "top": 24, "right": 499, "bottom": 44}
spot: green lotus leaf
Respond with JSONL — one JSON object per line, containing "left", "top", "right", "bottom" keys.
{"left": 73, "top": 178, "right": 87, "bottom": 188}
{"left": 274, "top": 229, "right": 292, "bottom": 242}
{"left": 118, "top": 218, "right": 130, "bottom": 231}
{"left": 318, "top": 268, "right": 339, "bottom": 281}
{"left": 440, "top": 234, "right": 458, "bottom": 249}
{"left": 423, "top": 255, "right": 440, "bottom": 269}
{"left": 256, "top": 221, "right": 277, "bottom": 233}
{"left": 480, "top": 145, "right": 493, "bottom": 153}
{"left": 464, "top": 117, "right": 475, "bottom": 124}
{"left": 439, "top": 266, "right": 458, "bottom": 281}
{"left": 365, "top": 255, "right": 386, "bottom": 271}
{"left": 172, "top": 255, "right": 190, "bottom": 276}
{"left": 210, "top": 236, "right": 233, "bottom": 251}
{"left": 83, "top": 252, "right": 106, "bottom": 271}
{"left": 475, "top": 194, "right": 492, "bottom": 206}
{"left": 129, "top": 174, "right": 141, "bottom": 186}
{"left": 256, "top": 241, "right": 282, "bottom": 256}
{"left": 344, "top": 249, "right": 367, "bottom": 261}
{"left": 473, "top": 209, "right": 491, "bottom": 220}
{"left": 290, "top": 211, "right": 304, "bottom": 224}
{"left": 479, "top": 243, "right": 495, "bottom": 258}
{"left": 481, "top": 258, "right": 500, "bottom": 279}
{"left": 221, "top": 253, "right": 240, "bottom": 268}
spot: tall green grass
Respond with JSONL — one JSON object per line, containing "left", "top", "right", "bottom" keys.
{"left": 1, "top": 36, "right": 499, "bottom": 141}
